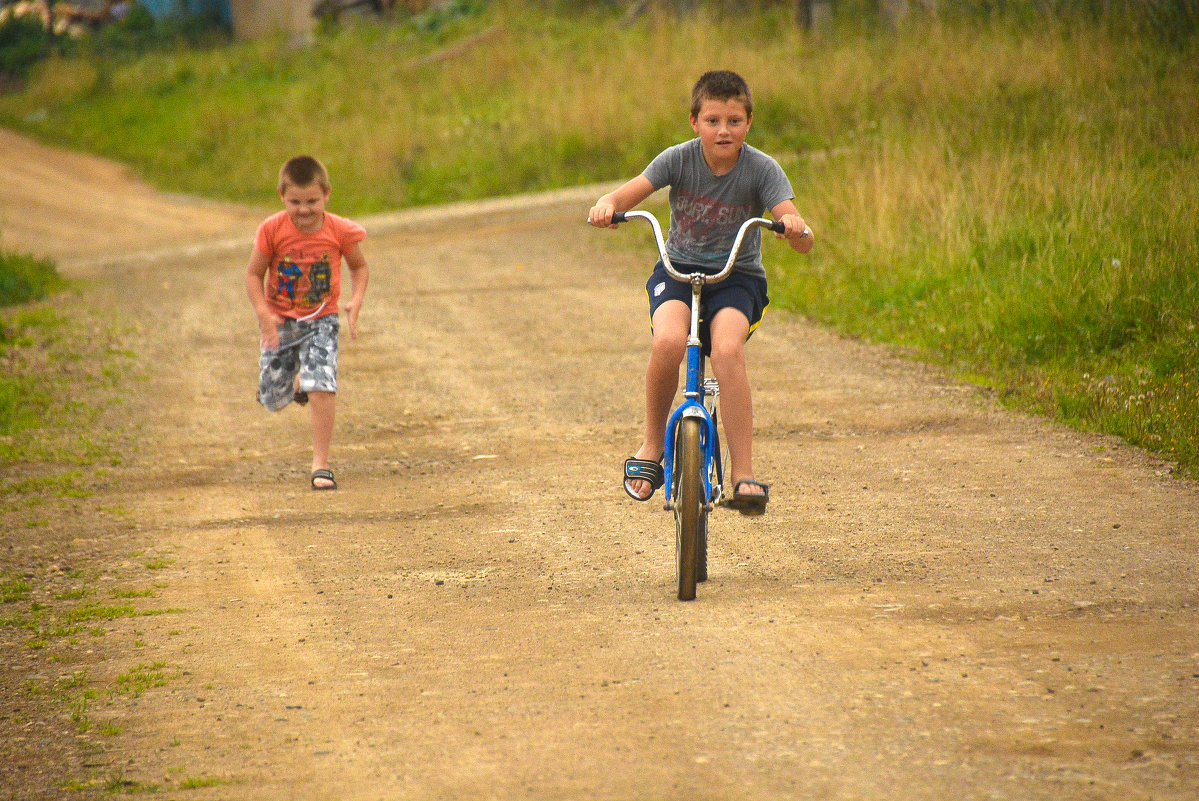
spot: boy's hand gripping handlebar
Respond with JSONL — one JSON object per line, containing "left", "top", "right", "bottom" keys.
{"left": 611, "top": 210, "right": 785, "bottom": 285}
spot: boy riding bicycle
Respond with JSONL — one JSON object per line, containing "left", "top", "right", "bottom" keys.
{"left": 588, "top": 70, "right": 814, "bottom": 515}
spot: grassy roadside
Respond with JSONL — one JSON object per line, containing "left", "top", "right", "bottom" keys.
{"left": 0, "top": 257, "right": 183, "bottom": 795}
{"left": 0, "top": 258, "right": 127, "bottom": 489}
{"left": 0, "top": 3, "right": 1196, "bottom": 476}
{"left": 764, "top": 18, "right": 1199, "bottom": 474}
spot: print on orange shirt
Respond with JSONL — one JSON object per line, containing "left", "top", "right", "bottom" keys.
{"left": 271, "top": 251, "right": 333, "bottom": 313}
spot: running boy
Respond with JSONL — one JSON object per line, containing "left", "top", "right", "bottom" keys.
{"left": 588, "top": 70, "right": 813, "bottom": 515}
{"left": 245, "top": 155, "right": 369, "bottom": 490}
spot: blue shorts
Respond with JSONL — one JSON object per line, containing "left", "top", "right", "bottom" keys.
{"left": 645, "top": 261, "right": 769, "bottom": 355}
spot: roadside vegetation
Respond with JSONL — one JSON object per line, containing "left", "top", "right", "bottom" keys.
{"left": 0, "top": 0, "right": 1196, "bottom": 475}
{"left": 0, "top": 253, "right": 129, "bottom": 495}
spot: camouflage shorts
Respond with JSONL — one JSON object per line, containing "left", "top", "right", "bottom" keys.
{"left": 257, "top": 315, "right": 339, "bottom": 411}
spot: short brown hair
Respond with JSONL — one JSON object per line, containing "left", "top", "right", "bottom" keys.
{"left": 278, "top": 155, "right": 331, "bottom": 194}
{"left": 690, "top": 70, "right": 753, "bottom": 117}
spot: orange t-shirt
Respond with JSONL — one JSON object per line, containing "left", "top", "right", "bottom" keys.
{"left": 255, "top": 210, "right": 366, "bottom": 320}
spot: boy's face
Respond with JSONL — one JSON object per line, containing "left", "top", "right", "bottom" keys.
{"left": 280, "top": 182, "right": 330, "bottom": 233}
{"left": 690, "top": 97, "right": 752, "bottom": 169}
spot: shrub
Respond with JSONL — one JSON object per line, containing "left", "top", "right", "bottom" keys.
{"left": 0, "top": 13, "right": 55, "bottom": 79}
{"left": 0, "top": 250, "right": 64, "bottom": 307}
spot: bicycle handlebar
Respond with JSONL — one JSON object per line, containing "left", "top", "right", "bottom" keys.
{"left": 611, "top": 210, "right": 785, "bottom": 285}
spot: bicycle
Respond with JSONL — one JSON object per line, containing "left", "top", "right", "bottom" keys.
{"left": 612, "top": 210, "right": 785, "bottom": 601}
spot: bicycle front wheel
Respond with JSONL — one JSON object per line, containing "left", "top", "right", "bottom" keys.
{"left": 674, "top": 417, "right": 705, "bottom": 601}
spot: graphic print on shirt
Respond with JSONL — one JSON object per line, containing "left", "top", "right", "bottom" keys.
{"left": 271, "top": 250, "right": 334, "bottom": 315}
{"left": 671, "top": 189, "right": 754, "bottom": 259}
{"left": 274, "top": 256, "right": 303, "bottom": 310}
{"left": 304, "top": 254, "right": 333, "bottom": 307}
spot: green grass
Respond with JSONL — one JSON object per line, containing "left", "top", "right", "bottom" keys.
{"left": 762, "top": 18, "right": 1199, "bottom": 472}
{"left": 0, "top": 2, "right": 1195, "bottom": 474}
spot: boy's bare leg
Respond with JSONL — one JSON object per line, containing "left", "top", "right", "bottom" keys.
{"left": 308, "top": 391, "right": 336, "bottom": 488}
{"left": 708, "top": 308, "right": 763, "bottom": 497}
{"left": 628, "top": 301, "right": 689, "bottom": 499}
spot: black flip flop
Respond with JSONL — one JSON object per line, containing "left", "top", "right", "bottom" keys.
{"left": 623, "top": 457, "right": 665, "bottom": 501}
{"left": 724, "top": 479, "right": 769, "bottom": 515}
{"left": 310, "top": 469, "right": 337, "bottom": 491}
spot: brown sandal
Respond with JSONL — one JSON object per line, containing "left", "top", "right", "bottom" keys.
{"left": 724, "top": 480, "right": 769, "bottom": 515}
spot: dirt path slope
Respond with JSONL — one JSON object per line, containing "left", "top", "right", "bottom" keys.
{"left": 2, "top": 128, "right": 1197, "bottom": 799}
{"left": 0, "top": 129, "right": 265, "bottom": 268}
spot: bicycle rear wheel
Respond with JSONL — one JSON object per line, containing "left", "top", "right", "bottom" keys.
{"left": 674, "top": 417, "right": 705, "bottom": 601}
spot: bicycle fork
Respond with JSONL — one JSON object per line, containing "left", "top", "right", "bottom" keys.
{"left": 663, "top": 342, "right": 720, "bottom": 512}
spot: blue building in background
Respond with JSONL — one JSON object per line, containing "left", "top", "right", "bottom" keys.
{"left": 135, "top": 0, "right": 233, "bottom": 26}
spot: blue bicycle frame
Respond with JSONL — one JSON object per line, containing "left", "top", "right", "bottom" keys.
{"left": 662, "top": 287, "right": 720, "bottom": 509}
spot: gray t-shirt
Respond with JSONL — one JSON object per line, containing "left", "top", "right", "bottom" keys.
{"left": 643, "top": 138, "right": 794, "bottom": 277}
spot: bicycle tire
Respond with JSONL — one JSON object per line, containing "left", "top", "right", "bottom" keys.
{"left": 698, "top": 367, "right": 717, "bottom": 584}
{"left": 697, "top": 408, "right": 717, "bottom": 584}
{"left": 674, "top": 417, "right": 704, "bottom": 601}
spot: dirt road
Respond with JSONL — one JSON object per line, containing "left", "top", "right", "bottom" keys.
{"left": 2, "top": 129, "right": 1197, "bottom": 799}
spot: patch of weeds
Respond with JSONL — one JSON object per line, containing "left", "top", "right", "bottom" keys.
{"left": 69, "top": 696, "right": 90, "bottom": 732}
{"left": 61, "top": 602, "right": 184, "bottom": 624}
{"left": 103, "top": 773, "right": 160, "bottom": 795}
{"left": 60, "top": 603, "right": 140, "bottom": 623}
{"left": 1, "top": 471, "right": 88, "bottom": 499}
{"left": 179, "top": 775, "right": 233, "bottom": 789}
{"left": 60, "top": 670, "right": 89, "bottom": 691}
{"left": 54, "top": 588, "right": 92, "bottom": 601}
{"left": 1, "top": 573, "right": 31, "bottom": 602}
{"left": 112, "top": 661, "right": 176, "bottom": 698}
{"left": 143, "top": 558, "right": 175, "bottom": 570}
{"left": 23, "top": 670, "right": 96, "bottom": 733}
{"left": 0, "top": 612, "right": 36, "bottom": 630}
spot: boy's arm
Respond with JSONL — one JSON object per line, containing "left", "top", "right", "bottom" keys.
{"left": 770, "top": 199, "right": 814, "bottom": 255}
{"left": 342, "top": 242, "right": 369, "bottom": 341}
{"left": 588, "top": 175, "right": 656, "bottom": 228}
{"left": 245, "top": 248, "right": 284, "bottom": 349}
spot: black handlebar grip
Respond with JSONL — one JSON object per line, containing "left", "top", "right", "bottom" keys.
{"left": 611, "top": 212, "right": 627, "bottom": 224}
{"left": 769, "top": 220, "right": 786, "bottom": 234}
